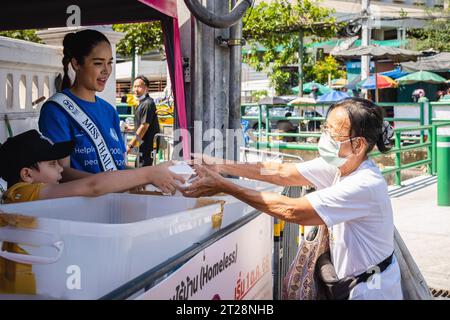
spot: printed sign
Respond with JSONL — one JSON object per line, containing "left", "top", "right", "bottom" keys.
{"left": 138, "top": 214, "right": 273, "bottom": 300}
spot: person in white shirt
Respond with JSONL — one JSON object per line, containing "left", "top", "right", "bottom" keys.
{"left": 181, "top": 97, "right": 402, "bottom": 300}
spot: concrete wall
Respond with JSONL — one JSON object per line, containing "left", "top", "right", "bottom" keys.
{"left": 0, "top": 36, "right": 62, "bottom": 141}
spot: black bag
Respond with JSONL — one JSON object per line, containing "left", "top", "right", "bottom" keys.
{"left": 315, "top": 251, "right": 394, "bottom": 300}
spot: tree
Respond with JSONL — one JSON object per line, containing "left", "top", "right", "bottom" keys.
{"left": 312, "top": 55, "right": 345, "bottom": 84}
{"left": 112, "top": 22, "right": 163, "bottom": 57}
{"left": 243, "top": 0, "right": 342, "bottom": 95}
{"left": 0, "top": 30, "right": 42, "bottom": 43}
{"left": 407, "top": 8, "right": 450, "bottom": 52}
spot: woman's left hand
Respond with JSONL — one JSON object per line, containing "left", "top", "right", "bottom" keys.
{"left": 180, "top": 165, "right": 225, "bottom": 198}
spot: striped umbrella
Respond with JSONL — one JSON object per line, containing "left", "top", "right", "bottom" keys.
{"left": 360, "top": 74, "right": 397, "bottom": 89}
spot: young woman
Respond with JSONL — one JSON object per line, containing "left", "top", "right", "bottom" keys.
{"left": 182, "top": 98, "right": 402, "bottom": 300}
{"left": 39, "top": 29, "right": 128, "bottom": 179}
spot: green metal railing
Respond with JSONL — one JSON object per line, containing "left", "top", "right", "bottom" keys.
{"left": 243, "top": 102, "right": 427, "bottom": 145}
{"left": 371, "top": 124, "right": 432, "bottom": 186}
{"left": 242, "top": 102, "right": 450, "bottom": 186}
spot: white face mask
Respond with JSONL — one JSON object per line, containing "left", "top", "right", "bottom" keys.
{"left": 136, "top": 94, "right": 146, "bottom": 101}
{"left": 318, "top": 132, "right": 353, "bottom": 167}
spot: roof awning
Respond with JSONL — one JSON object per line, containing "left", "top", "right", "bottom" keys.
{"left": 242, "top": 39, "right": 408, "bottom": 55}
{"left": 401, "top": 53, "right": 450, "bottom": 73}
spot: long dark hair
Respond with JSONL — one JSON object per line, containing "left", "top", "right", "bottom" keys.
{"left": 327, "top": 97, "right": 393, "bottom": 154}
{"left": 61, "top": 29, "right": 111, "bottom": 90}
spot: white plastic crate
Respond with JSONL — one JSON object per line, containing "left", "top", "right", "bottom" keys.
{"left": 0, "top": 193, "right": 224, "bottom": 299}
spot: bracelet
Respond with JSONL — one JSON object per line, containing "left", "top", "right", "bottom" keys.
{"left": 128, "top": 143, "right": 134, "bottom": 149}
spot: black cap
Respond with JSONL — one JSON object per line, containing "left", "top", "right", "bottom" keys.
{"left": 0, "top": 130, "right": 74, "bottom": 180}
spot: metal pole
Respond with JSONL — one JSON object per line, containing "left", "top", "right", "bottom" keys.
{"left": 298, "top": 29, "right": 304, "bottom": 98}
{"left": 433, "top": 124, "right": 437, "bottom": 175}
{"left": 374, "top": 64, "right": 379, "bottom": 103}
{"left": 131, "top": 47, "right": 136, "bottom": 87}
{"left": 420, "top": 102, "right": 425, "bottom": 143}
{"left": 265, "top": 105, "right": 270, "bottom": 143}
{"left": 437, "top": 128, "right": 450, "bottom": 206}
{"left": 229, "top": 0, "right": 244, "bottom": 161}
{"left": 361, "top": 0, "right": 371, "bottom": 99}
{"left": 395, "top": 131, "right": 402, "bottom": 186}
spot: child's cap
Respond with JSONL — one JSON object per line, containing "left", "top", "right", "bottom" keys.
{"left": 0, "top": 130, "right": 74, "bottom": 179}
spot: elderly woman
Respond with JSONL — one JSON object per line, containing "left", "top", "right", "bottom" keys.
{"left": 182, "top": 98, "right": 402, "bottom": 300}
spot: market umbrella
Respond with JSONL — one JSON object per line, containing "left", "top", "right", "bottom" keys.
{"left": 292, "top": 82, "right": 331, "bottom": 95}
{"left": 401, "top": 52, "right": 450, "bottom": 73}
{"left": 330, "top": 78, "right": 348, "bottom": 89}
{"left": 316, "top": 90, "right": 350, "bottom": 103}
{"left": 396, "top": 70, "right": 447, "bottom": 85}
{"left": 332, "top": 45, "right": 421, "bottom": 102}
{"left": 332, "top": 45, "right": 421, "bottom": 62}
{"left": 380, "top": 67, "right": 409, "bottom": 79}
{"left": 288, "top": 96, "right": 317, "bottom": 105}
{"left": 360, "top": 74, "right": 397, "bottom": 90}
{"left": 345, "top": 75, "right": 361, "bottom": 90}
{"left": 258, "top": 96, "right": 287, "bottom": 105}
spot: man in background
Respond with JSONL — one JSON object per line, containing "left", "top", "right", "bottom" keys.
{"left": 126, "top": 75, "right": 160, "bottom": 166}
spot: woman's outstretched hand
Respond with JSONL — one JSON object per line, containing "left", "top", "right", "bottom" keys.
{"left": 181, "top": 165, "right": 225, "bottom": 198}
{"left": 188, "top": 153, "right": 225, "bottom": 173}
{"left": 149, "top": 161, "right": 186, "bottom": 195}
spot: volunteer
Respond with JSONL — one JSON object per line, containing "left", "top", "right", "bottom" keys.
{"left": 182, "top": 97, "right": 402, "bottom": 300}
{"left": 39, "top": 29, "right": 126, "bottom": 179}
{"left": 126, "top": 75, "right": 160, "bottom": 167}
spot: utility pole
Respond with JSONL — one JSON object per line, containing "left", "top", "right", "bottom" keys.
{"left": 298, "top": 29, "right": 304, "bottom": 97}
{"left": 131, "top": 47, "right": 136, "bottom": 88}
{"left": 361, "top": 0, "right": 371, "bottom": 98}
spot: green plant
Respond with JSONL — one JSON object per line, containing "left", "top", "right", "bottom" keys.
{"left": 113, "top": 22, "right": 163, "bottom": 57}
{"left": 243, "top": 0, "right": 342, "bottom": 95}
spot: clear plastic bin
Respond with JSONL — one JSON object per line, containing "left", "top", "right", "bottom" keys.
{"left": 0, "top": 193, "right": 224, "bottom": 299}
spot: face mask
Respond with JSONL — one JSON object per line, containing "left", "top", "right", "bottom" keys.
{"left": 318, "top": 132, "right": 352, "bottom": 167}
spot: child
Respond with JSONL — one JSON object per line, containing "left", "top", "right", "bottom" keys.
{"left": 0, "top": 130, "right": 184, "bottom": 203}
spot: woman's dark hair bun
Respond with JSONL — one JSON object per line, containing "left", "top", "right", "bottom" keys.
{"left": 62, "top": 33, "right": 76, "bottom": 52}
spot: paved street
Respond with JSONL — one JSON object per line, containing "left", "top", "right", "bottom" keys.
{"left": 390, "top": 175, "right": 450, "bottom": 293}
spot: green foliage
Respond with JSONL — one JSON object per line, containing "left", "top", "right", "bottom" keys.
{"left": 251, "top": 90, "right": 268, "bottom": 102}
{"left": 311, "top": 55, "right": 345, "bottom": 84}
{"left": 113, "top": 22, "right": 163, "bottom": 57}
{"left": 243, "top": 0, "right": 342, "bottom": 95}
{"left": 407, "top": 9, "right": 450, "bottom": 52}
{"left": 0, "top": 30, "right": 42, "bottom": 43}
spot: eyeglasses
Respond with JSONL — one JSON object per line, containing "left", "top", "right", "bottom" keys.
{"left": 320, "top": 123, "right": 351, "bottom": 141}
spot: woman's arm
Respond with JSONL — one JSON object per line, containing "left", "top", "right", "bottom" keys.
{"left": 39, "top": 162, "right": 185, "bottom": 200}
{"left": 193, "top": 154, "right": 311, "bottom": 187}
{"left": 182, "top": 166, "right": 324, "bottom": 226}
{"left": 224, "top": 180, "right": 324, "bottom": 226}
{"left": 219, "top": 162, "right": 311, "bottom": 187}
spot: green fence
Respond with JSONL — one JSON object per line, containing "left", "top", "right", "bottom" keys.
{"left": 242, "top": 102, "right": 450, "bottom": 186}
